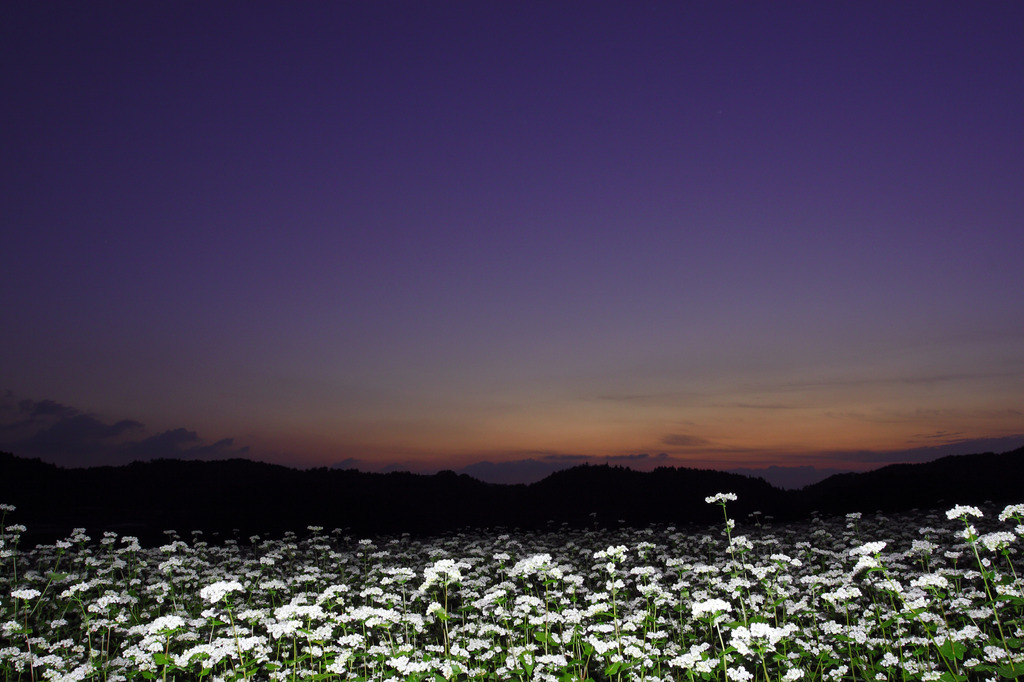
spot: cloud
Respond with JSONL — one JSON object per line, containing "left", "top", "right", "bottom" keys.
{"left": 594, "top": 391, "right": 696, "bottom": 405}
{"left": 1, "top": 396, "right": 85, "bottom": 432}
{"left": 0, "top": 393, "right": 249, "bottom": 467}
{"left": 907, "top": 430, "right": 965, "bottom": 443}
{"left": 540, "top": 453, "right": 591, "bottom": 463}
{"left": 714, "top": 402, "right": 800, "bottom": 410}
{"left": 661, "top": 434, "right": 711, "bottom": 447}
{"left": 20, "top": 413, "right": 144, "bottom": 451}
{"left": 605, "top": 452, "right": 670, "bottom": 463}
{"left": 19, "top": 398, "right": 80, "bottom": 420}
{"left": 122, "top": 429, "right": 247, "bottom": 461}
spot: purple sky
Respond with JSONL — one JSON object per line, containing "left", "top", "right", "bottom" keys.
{"left": 2, "top": 2, "right": 1023, "bottom": 488}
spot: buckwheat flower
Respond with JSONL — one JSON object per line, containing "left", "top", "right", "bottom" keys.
{"left": 979, "top": 531, "right": 1016, "bottom": 552}
{"left": 849, "top": 541, "right": 887, "bottom": 556}
{"left": 692, "top": 598, "right": 732, "bottom": 619}
{"left": 510, "top": 553, "right": 553, "bottom": 578}
{"left": 593, "top": 545, "right": 628, "bottom": 562}
{"left": 911, "top": 539, "right": 938, "bottom": 554}
{"left": 946, "top": 505, "right": 983, "bottom": 521}
{"left": 821, "top": 586, "right": 862, "bottom": 604}
{"left": 951, "top": 625, "right": 983, "bottom": 642}
{"left": 826, "top": 665, "right": 849, "bottom": 681}
{"left": 146, "top": 615, "right": 186, "bottom": 635}
{"left": 727, "top": 666, "right": 753, "bottom": 681}
{"left": 879, "top": 652, "right": 900, "bottom": 668}
{"left": 911, "top": 574, "right": 949, "bottom": 590}
{"left": 983, "top": 645, "right": 1010, "bottom": 663}
{"left": 960, "top": 525, "right": 979, "bottom": 541}
{"left": 852, "top": 555, "right": 880, "bottom": 575}
{"left": 388, "top": 655, "right": 432, "bottom": 675}
{"left": 419, "top": 558, "right": 470, "bottom": 591}
{"left": 11, "top": 588, "right": 41, "bottom": 600}
{"left": 783, "top": 670, "right": 805, "bottom": 681}
{"left": 706, "top": 492, "right": 737, "bottom": 504}
{"left": 998, "top": 504, "right": 1024, "bottom": 522}
{"left": 199, "top": 580, "right": 244, "bottom": 604}
{"left": 266, "top": 620, "right": 300, "bottom": 639}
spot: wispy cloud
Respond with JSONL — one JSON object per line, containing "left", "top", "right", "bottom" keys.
{"left": 713, "top": 402, "right": 801, "bottom": 410}
{"left": 660, "top": 434, "right": 711, "bottom": 448}
{"left": 766, "top": 368, "right": 1024, "bottom": 394}
{"left": 907, "top": 430, "right": 966, "bottom": 443}
{"left": 0, "top": 394, "right": 249, "bottom": 467}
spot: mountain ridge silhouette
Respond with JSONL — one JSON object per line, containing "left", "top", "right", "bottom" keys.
{"left": 1, "top": 447, "right": 1021, "bottom": 545}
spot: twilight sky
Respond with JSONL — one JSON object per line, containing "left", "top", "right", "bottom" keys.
{"left": 2, "top": 2, "right": 1023, "bottom": 488}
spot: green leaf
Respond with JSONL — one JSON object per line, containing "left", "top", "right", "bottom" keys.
{"left": 995, "top": 664, "right": 1024, "bottom": 679}
{"left": 937, "top": 639, "right": 967, "bottom": 661}
{"left": 153, "top": 652, "right": 172, "bottom": 666}
{"left": 605, "top": 661, "right": 624, "bottom": 676}
{"left": 973, "top": 663, "right": 1024, "bottom": 679}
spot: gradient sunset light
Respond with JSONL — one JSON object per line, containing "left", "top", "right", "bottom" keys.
{"left": 2, "top": 2, "right": 1022, "bottom": 488}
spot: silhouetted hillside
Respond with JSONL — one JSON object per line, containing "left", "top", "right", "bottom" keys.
{"left": 1, "top": 447, "right": 1022, "bottom": 545}
{"left": 796, "top": 448, "right": 1024, "bottom": 516}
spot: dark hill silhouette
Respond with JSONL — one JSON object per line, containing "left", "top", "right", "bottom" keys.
{"left": 796, "top": 448, "right": 1024, "bottom": 516}
{"left": 1, "top": 447, "right": 1021, "bottom": 545}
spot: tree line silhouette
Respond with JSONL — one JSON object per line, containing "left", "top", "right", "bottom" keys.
{"left": 2, "top": 447, "right": 1022, "bottom": 546}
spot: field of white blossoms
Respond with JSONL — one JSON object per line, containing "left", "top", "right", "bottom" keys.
{"left": 1, "top": 496, "right": 1023, "bottom": 682}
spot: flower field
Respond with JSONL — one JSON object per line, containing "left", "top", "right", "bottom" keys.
{"left": 2, "top": 497, "right": 1022, "bottom": 682}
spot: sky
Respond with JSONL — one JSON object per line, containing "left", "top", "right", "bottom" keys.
{"left": 2, "top": 1, "right": 1023, "bottom": 489}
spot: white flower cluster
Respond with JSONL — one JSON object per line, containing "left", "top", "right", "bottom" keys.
{"left": 977, "top": 531, "right": 1016, "bottom": 552}
{"left": 419, "top": 558, "right": 470, "bottom": 592}
{"left": 593, "top": 544, "right": 628, "bottom": 562}
{"left": 10, "top": 588, "right": 41, "bottom": 600}
{"left": 998, "top": 504, "right": 1024, "bottom": 522}
{"left": 692, "top": 597, "right": 732, "bottom": 618}
{"left": 509, "top": 553, "right": 554, "bottom": 579}
{"left": 3, "top": 498, "right": 1024, "bottom": 682}
{"left": 146, "top": 615, "right": 186, "bottom": 635}
{"left": 668, "top": 642, "right": 714, "bottom": 673}
{"left": 706, "top": 492, "right": 738, "bottom": 504}
{"left": 946, "top": 505, "right": 983, "bottom": 521}
{"left": 849, "top": 541, "right": 887, "bottom": 556}
{"left": 730, "top": 621, "right": 799, "bottom": 656}
{"left": 910, "top": 574, "right": 949, "bottom": 591}
{"left": 199, "top": 580, "right": 244, "bottom": 604}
